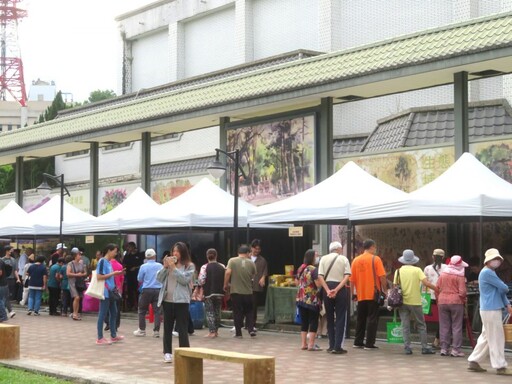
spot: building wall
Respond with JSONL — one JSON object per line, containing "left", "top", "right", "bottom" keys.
{"left": 252, "top": 0, "right": 319, "bottom": 59}
{"left": 183, "top": 5, "right": 237, "bottom": 78}
{"left": 131, "top": 29, "right": 171, "bottom": 91}
{"left": 52, "top": 0, "right": 512, "bottom": 206}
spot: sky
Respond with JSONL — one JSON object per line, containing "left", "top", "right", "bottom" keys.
{"left": 16, "top": 0, "right": 154, "bottom": 103}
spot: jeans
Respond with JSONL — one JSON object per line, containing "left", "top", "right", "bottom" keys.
{"left": 354, "top": 299, "right": 380, "bottom": 347}
{"left": 399, "top": 304, "right": 428, "bottom": 349}
{"left": 61, "top": 289, "right": 71, "bottom": 315}
{"left": 0, "top": 285, "right": 7, "bottom": 321}
{"left": 97, "top": 297, "right": 118, "bottom": 339}
{"left": 104, "top": 301, "right": 121, "bottom": 330}
{"left": 323, "top": 283, "right": 349, "bottom": 351}
{"left": 28, "top": 289, "right": 43, "bottom": 312}
{"left": 231, "top": 293, "right": 255, "bottom": 336}
{"left": 138, "top": 288, "right": 161, "bottom": 331}
{"left": 162, "top": 302, "right": 190, "bottom": 354}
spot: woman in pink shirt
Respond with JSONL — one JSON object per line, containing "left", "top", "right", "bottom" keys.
{"left": 436, "top": 255, "right": 468, "bottom": 357}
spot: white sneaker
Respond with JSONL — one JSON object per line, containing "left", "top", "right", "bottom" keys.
{"left": 230, "top": 326, "right": 235, "bottom": 332}
{"left": 133, "top": 329, "right": 146, "bottom": 337}
{"left": 163, "top": 353, "right": 172, "bottom": 363}
{"left": 9, "top": 311, "right": 15, "bottom": 318}
{"left": 153, "top": 331, "right": 160, "bottom": 338}
{"left": 172, "top": 331, "right": 179, "bottom": 337}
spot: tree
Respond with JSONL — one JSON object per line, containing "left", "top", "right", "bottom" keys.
{"left": 87, "top": 89, "right": 116, "bottom": 103}
{"left": 37, "top": 91, "right": 67, "bottom": 123}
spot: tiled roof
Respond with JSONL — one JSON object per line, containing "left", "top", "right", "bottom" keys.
{"left": 361, "top": 99, "right": 512, "bottom": 152}
{"left": 59, "top": 50, "right": 322, "bottom": 118}
{"left": 2, "top": 13, "right": 512, "bottom": 151}
{"left": 151, "top": 156, "right": 215, "bottom": 179}
{"left": 333, "top": 136, "right": 368, "bottom": 157}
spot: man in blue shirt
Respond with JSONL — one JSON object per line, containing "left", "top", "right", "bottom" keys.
{"left": 468, "top": 248, "right": 512, "bottom": 375}
{"left": 133, "top": 248, "right": 163, "bottom": 338}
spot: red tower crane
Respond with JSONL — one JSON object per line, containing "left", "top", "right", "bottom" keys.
{"left": 0, "top": 0, "right": 26, "bottom": 106}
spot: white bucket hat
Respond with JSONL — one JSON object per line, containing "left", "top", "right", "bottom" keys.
{"left": 483, "top": 248, "right": 503, "bottom": 264}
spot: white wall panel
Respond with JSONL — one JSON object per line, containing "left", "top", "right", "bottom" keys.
{"left": 131, "top": 30, "right": 171, "bottom": 91}
{"left": 252, "top": 0, "right": 319, "bottom": 59}
{"left": 152, "top": 127, "right": 219, "bottom": 164}
{"left": 183, "top": 6, "right": 236, "bottom": 77}
{"left": 339, "top": 0, "right": 452, "bottom": 50}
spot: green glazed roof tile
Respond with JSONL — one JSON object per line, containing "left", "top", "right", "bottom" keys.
{"left": 2, "top": 12, "right": 512, "bottom": 152}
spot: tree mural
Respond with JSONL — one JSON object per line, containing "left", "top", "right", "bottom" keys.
{"left": 227, "top": 115, "right": 315, "bottom": 205}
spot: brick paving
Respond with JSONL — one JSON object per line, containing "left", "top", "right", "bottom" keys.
{"left": 1, "top": 307, "right": 511, "bottom": 384}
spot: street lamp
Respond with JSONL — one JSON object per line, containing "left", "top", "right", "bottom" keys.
{"left": 207, "top": 148, "right": 247, "bottom": 255}
{"left": 36, "top": 173, "right": 70, "bottom": 245}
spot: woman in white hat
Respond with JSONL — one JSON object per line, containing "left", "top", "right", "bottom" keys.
{"left": 467, "top": 248, "right": 512, "bottom": 375}
{"left": 394, "top": 249, "right": 438, "bottom": 355}
{"left": 436, "top": 255, "right": 467, "bottom": 357}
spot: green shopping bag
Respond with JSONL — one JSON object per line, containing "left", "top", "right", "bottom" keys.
{"left": 421, "top": 292, "right": 432, "bottom": 315}
{"left": 387, "top": 310, "right": 403, "bottom": 344}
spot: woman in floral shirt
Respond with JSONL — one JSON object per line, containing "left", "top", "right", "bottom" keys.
{"left": 296, "top": 249, "right": 322, "bottom": 351}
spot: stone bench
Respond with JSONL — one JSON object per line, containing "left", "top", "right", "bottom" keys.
{"left": 174, "top": 347, "right": 275, "bottom": 384}
{"left": 0, "top": 323, "right": 20, "bottom": 359}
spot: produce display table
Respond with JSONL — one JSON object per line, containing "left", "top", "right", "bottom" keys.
{"left": 263, "top": 286, "right": 298, "bottom": 324}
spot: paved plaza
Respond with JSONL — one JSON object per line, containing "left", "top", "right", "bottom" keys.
{"left": 1, "top": 308, "right": 511, "bottom": 384}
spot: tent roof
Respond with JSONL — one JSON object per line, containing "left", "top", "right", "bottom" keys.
{"left": 0, "top": 201, "right": 35, "bottom": 236}
{"left": 248, "top": 161, "right": 407, "bottom": 224}
{"left": 28, "top": 196, "right": 99, "bottom": 235}
{"left": 350, "top": 152, "right": 512, "bottom": 221}
{"left": 160, "top": 178, "right": 256, "bottom": 228}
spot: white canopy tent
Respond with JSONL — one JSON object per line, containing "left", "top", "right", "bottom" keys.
{"left": 0, "top": 200, "right": 36, "bottom": 236}
{"left": 160, "top": 178, "right": 259, "bottom": 228}
{"left": 65, "top": 187, "right": 186, "bottom": 234}
{"left": 247, "top": 161, "right": 408, "bottom": 225}
{"left": 350, "top": 152, "right": 512, "bottom": 222}
{"left": 28, "top": 195, "right": 99, "bottom": 235}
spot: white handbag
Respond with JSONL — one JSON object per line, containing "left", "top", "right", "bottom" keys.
{"left": 85, "top": 271, "right": 104, "bottom": 300}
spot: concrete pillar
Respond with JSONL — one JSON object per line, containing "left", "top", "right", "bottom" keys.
{"left": 15, "top": 156, "right": 23, "bottom": 207}
{"left": 235, "top": 0, "right": 253, "bottom": 64}
{"left": 318, "top": 0, "right": 342, "bottom": 52}
{"left": 90, "top": 142, "right": 99, "bottom": 216}
{"left": 218, "top": 117, "right": 230, "bottom": 190}
{"left": 141, "top": 132, "right": 151, "bottom": 193}
{"left": 454, "top": 72, "right": 469, "bottom": 159}
{"left": 169, "top": 22, "right": 185, "bottom": 81}
{"left": 318, "top": 98, "right": 334, "bottom": 254}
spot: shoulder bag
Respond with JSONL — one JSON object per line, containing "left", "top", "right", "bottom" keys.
{"left": 372, "top": 256, "right": 386, "bottom": 306}
{"left": 387, "top": 268, "right": 403, "bottom": 308}
{"left": 71, "top": 262, "right": 87, "bottom": 292}
{"left": 85, "top": 270, "right": 104, "bottom": 300}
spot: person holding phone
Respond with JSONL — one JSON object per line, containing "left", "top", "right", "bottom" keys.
{"left": 157, "top": 242, "right": 195, "bottom": 363}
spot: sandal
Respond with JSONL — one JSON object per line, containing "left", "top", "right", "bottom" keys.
{"left": 308, "top": 345, "right": 322, "bottom": 351}
{"left": 72, "top": 315, "right": 82, "bottom": 321}
{"left": 301, "top": 346, "right": 308, "bottom": 350}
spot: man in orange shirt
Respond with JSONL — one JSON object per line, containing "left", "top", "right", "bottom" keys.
{"left": 350, "top": 239, "right": 387, "bottom": 350}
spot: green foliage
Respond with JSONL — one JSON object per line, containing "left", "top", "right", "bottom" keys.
{"left": 37, "top": 91, "right": 67, "bottom": 123}
{"left": 87, "top": 89, "right": 116, "bottom": 103}
{"left": 0, "top": 366, "right": 73, "bottom": 383}
{"left": 0, "top": 165, "right": 15, "bottom": 193}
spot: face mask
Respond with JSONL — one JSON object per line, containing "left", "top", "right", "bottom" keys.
{"left": 488, "top": 260, "right": 502, "bottom": 269}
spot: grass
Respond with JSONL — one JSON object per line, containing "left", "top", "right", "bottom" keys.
{"left": 0, "top": 366, "right": 74, "bottom": 383}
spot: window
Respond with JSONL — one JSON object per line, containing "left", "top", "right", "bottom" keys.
{"left": 152, "top": 133, "right": 181, "bottom": 142}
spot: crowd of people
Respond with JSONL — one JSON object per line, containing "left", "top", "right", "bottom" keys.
{"left": 295, "top": 240, "right": 512, "bottom": 376}
{"left": 1, "top": 237, "right": 511, "bottom": 374}
{"left": 0, "top": 238, "right": 269, "bottom": 365}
